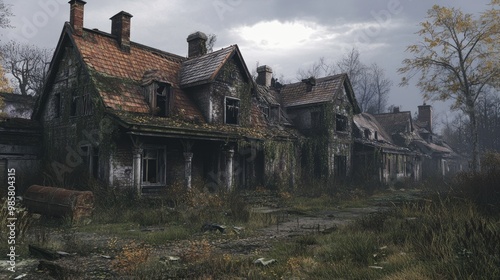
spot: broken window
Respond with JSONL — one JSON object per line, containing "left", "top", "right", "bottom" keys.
{"left": 155, "top": 83, "right": 170, "bottom": 117}
{"left": 70, "top": 95, "right": 78, "bottom": 117}
{"left": 336, "top": 114, "right": 348, "bottom": 132}
{"left": 71, "top": 89, "right": 93, "bottom": 117}
{"left": 142, "top": 148, "right": 166, "bottom": 185}
{"left": 82, "top": 92, "right": 93, "bottom": 116}
{"left": 225, "top": 97, "right": 240, "bottom": 125}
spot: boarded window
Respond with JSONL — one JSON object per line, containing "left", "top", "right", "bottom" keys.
{"left": 225, "top": 97, "right": 240, "bottom": 125}
{"left": 270, "top": 105, "right": 280, "bottom": 123}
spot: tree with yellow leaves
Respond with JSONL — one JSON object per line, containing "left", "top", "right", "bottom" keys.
{"left": 399, "top": 1, "right": 500, "bottom": 172}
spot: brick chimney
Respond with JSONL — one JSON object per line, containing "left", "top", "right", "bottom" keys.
{"left": 69, "top": 0, "right": 86, "bottom": 36}
{"left": 111, "top": 11, "right": 133, "bottom": 52}
{"left": 256, "top": 65, "right": 273, "bottom": 87}
{"left": 187, "top": 32, "right": 207, "bottom": 58}
{"left": 418, "top": 103, "right": 433, "bottom": 133}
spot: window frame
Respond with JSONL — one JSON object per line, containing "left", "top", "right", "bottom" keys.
{"left": 141, "top": 147, "right": 166, "bottom": 186}
{"left": 224, "top": 97, "right": 240, "bottom": 125}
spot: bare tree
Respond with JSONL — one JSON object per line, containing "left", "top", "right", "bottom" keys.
{"left": 296, "top": 57, "right": 334, "bottom": 80}
{"left": 367, "top": 63, "right": 392, "bottom": 114}
{"left": 0, "top": 41, "right": 51, "bottom": 96}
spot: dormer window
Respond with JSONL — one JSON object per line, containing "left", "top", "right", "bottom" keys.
{"left": 145, "top": 82, "right": 171, "bottom": 117}
{"left": 270, "top": 105, "right": 280, "bottom": 123}
{"left": 364, "top": 129, "right": 371, "bottom": 139}
{"left": 155, "top": 83, "right": 170, "bottom": 117}
{"left": 225, "top": 97, "right": 240, "bottom": 125}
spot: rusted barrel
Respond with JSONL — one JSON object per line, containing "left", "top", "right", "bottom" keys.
{"left": 23, "top": 185, "right": 94, "bottom": 222}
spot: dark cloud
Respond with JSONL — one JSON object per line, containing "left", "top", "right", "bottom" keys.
{"left": 0, "top": 0, "right": 492, "bottom": 124}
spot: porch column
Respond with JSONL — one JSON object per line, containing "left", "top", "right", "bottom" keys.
{"left": 225, "top": 147, "right": 235, "bottom": 191}
{"left": 133, "top": 148, "right": 143, "bottom": 196}
{"left": 184, "top": 152, "right": 193, "bottom": 189}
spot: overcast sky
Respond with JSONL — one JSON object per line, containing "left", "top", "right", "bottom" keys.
{"left": 0, "top": 0, "right": 492, "bottom": 127}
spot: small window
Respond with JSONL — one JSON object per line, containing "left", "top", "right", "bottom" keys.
{"left": 364, "top": 129, "right": 371, "bottom": 139}
{"left": 225, "top": 97, "right": 240, "bottom": 125}
{"left": 336, "top": 114, "right": 348, "bottom": 132}
{"left": 54, "top": 93, "right": 61, "bottom": 118}
{"left": 374, "top": 131, "right": 378, "bottom": 140}
{"left": 270, "top": 105, "right": 280, "bottom": 123}
{"left": 260, "top": 106, "right": 269, "bottom": 119}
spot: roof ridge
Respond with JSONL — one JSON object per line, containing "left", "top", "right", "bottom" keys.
{"left": 81, "top": 27, "right": 186, "bottom": 62}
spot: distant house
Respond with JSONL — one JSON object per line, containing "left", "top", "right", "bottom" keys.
{"left": 33, "top": 1, "right": 299, "bottom": 194}
{"left": 280, "top": 74, "right": 361, "bottom": 182}
{"left": 412, "top": 104, "right": 466, "bottom": 177}
{"left": 369, "top": 105, "right": 465, "bottom": 180}
{"left": 353, "top": 113, "right": 421, "bottom": 184}
{"left": 0, "top": 92, "right": 35, "bottom": 119}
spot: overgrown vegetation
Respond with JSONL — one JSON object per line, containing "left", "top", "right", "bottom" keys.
{"left": 3, "top": 153, "right": 500, "bottom": 279}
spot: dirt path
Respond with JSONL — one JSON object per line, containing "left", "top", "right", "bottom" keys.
{"left": 1, "top": 190, "right": 417, "bottom": 279}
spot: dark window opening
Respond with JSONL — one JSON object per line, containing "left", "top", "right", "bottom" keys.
{"left": 374, "top": 131, "right": 378, "bottom": 140}
{"left": 82, "top": 93, "right": 93, "bottom": 116}
{"left": 92, "top": 147, "right": 99, "bottom": 178}
{"left": 270, "top": 105, "right": 280, "bottom": 123}
{"left": 142, "top": 148, "right": 165, "bottom": 184}
{"left": 336, "top": 114, "right": 348, "bottom": 132}
{"left": 70, "top": 96, "right": 78, "bottom": 116}
{"left": 260, "top": 106, "right": 269, "bottom": 119}
{"left": 54, "top": 93, "right": 61, "bottom": 118}
{"left": 225, "top": 97, "right": 240, "bottom": 125}
{"left": 155, "top": 83, "right": 170, "bottom": 117}
{"left": 334, "top": 155, "right": 347, "bottom": 178}
{"left": 364, "top": 129, "right": 371, "bottom": 139}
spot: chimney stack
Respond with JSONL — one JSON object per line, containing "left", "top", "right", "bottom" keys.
{"left": 69, "top": 0, "right": 86, "bottom": 36}
{"left": 111, "top": 11, "right": 133, "bottom": 52}
{"left": 256, "top": 65, "right": 273, "bottom": 87}
{"left": 187, "top": 32, "right": 208, "bottom": 58}
{"left": 418, "top": 103, "right": 433, "bottom": 133}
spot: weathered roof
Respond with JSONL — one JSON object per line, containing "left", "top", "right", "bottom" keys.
{"left": 69, "top": 26, "right": 205, "bottom": 120}
{"left": 280, "top": 74, "right": 344, "bottom": 107}
{"left": 179, "top": 46, "right": 236, "bottom": 87}
{"left": 353, "top": 113, "right": 393, "bottom": 143}
{"left": 372, "top": 111, "right": 413, "bottom": 136}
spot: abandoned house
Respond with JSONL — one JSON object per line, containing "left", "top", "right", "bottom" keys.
{"left": 279, "top": 75, "right": 361, "bottom": 182}
{"left": 32, "top": 0, "right": 299, "bottom": 195}
{"left": 352, "top": 113, "right": 422, "bottom": 184}
{"left": 24, "top": 1, "right": 468, "bottom": 196}
{"left": 371, "top": 106, "right": 465, "bottom": 179}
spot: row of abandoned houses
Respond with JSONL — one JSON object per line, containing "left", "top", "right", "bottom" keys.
{"left": 0, "top": 0, "right": 466, "bottom": 195}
